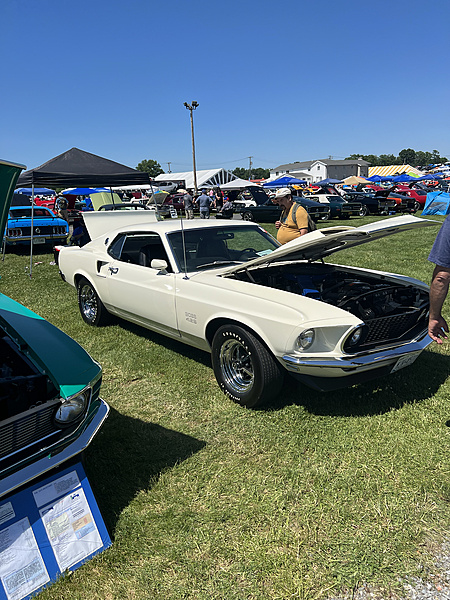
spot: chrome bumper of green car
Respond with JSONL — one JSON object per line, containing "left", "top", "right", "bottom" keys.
{"left": 0, "top": 399, "right": 109, "bottom": 500}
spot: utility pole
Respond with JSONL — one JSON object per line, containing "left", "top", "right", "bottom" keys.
{"left": 184, "top": 101, "right": 199, "bottom": 193}
{"left": 248, "top": 156, "right": 253, "bottom": 181}
{"left": 167, "top": 162, "right": 172, "bottom": 173}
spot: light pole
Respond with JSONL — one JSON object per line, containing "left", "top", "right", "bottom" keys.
{"left": 184, "top": 101, "right": 199, "bottom": 193}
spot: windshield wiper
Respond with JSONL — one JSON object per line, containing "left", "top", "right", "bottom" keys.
{"left": 196, "top": 260, "right": 242, "bottom": 270}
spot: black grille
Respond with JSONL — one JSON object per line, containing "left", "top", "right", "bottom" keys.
{"left": 308, "top": 207, "right": 328, "bottom": 215}
{"left": 379, "top": 200, "right": 396, "bottom": 209}
{"left": 0, "top": 403, "right": 60, "bottom": 461}
{"left": 344, "top": 307, "right": 427, "bottom": 353}
{"left": 365, "top": 310, "right": 421, "bottom": 344}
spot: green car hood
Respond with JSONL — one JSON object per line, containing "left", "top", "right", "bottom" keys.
{"left": 0, "top": 159, "right": 26, "bottom": 245}
{"left": 0, "top": 293, "right": 101, "bottom": 398}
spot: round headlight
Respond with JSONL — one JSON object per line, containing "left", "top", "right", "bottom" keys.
{"left": 297, "top": 328, "right": 315, "bottom": 350}
{"left": 348, "top": 326, "right": 363, "bottom": 346}
{"left": 54, "top": 390, "right": 90, "bottom": 426}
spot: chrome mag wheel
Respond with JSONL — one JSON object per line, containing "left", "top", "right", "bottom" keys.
{"left": 219, "top": 338, "right": 254, "bottom": 395}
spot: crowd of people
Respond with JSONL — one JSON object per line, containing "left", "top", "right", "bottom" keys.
{"left": 177, "top": 187, "right": 227, "bottom": 219}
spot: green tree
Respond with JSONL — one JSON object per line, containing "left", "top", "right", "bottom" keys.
{"left": 252, "top": 167, "right": 270, "bottom": 179}
{"left": 398, "top": 148, "right": 416, "bottom": 165}
{"left": 345, "top": 154, "right": 382, "bottom": 165}
{"left": 431, "top": 149, "right": 447, "bottom": 164}
{"left": 233, "top": 167, "right": 247, "bottom": 179}
{"left": 136, "top": 159, "right": 164, "bottom": 177}
{"left": 415, "top": 151, "right": 433, "bottom": 167}
{"left": 378, "top": 154, "right": 399, "bottom": 165}
{"left": 232, "top": 167, "right": 270, "bottom": 180}
{"left": 346, "top": 151, "right": 448, "bottom": 167}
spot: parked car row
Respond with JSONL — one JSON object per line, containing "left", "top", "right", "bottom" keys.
{"left": 305, "top": 195, "right": 362, "bottom": 219}
{"left": 232, "top": 187, "right": 332, "bottom": 222}
{"left": 136, "top": 185, "right": 425, "bottom": 223}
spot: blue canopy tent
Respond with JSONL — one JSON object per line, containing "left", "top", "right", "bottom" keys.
{"left": 263, "top": 176, "right": 307, "bottom": 187}
{"left": 366, "top": 175, "right": 394, "bottom": 183}
{"left": 422, "top": 191, "right": 450, "bottom": 216}
{"left": 417, "top": 174, "right": 441, "bottom": 181}
{"left": 315, "top": 178, "right": 342, "bottom": 185}
{"left": 62, "top": 187, "right": 110, "bottom": 196}
{"left": 16, "top": 187, "right": 55, "bottom": 196}
{"left": 392, "top": 174, "right": 417, "bottom": 183}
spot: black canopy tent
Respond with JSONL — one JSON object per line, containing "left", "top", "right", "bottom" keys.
{"left": 17, "top": 147, "right": 151, "bottom": 187}
{"left": 14, "top": 148, "right": 151, "bottom": 276}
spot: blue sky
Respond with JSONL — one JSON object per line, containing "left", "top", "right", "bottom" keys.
{"left": 2, "top": 0, "right": 449, "bottom": 174}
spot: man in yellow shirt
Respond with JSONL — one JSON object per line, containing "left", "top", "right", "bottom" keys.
{"left": 272, "top": 188, "right": 309, "bottom": 244}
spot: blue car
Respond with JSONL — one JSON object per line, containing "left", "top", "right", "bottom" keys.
{"left": 5, "top": 204, "right": 68, "bottom": 246}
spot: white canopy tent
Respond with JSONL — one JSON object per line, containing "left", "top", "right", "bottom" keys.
{"left": 110, "top": 184, "right": 155, "bottom": 191}
{"left": 155, "top": 168, "right": 238, "bottom": 190}
{"left": 220, "top": 179, "right": 262, "bottom": 190}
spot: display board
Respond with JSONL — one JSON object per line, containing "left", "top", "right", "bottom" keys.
{"left": 0, "top": 463, "right": 111, "bottom": 600}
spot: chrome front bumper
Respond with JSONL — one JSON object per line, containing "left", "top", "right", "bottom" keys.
{"left": 282, "top": 335, "right": 432, "bottom": 376}
{"left": 0, "top": 399, "right": 109, "bottom": 500}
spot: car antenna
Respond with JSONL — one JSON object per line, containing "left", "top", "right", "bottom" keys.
{"left": 179, "top": 208, "right": 189, "bottom": 280}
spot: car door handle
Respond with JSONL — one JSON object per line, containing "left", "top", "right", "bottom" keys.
{"left": 108, "top": 267, "right": 119, "bottom": 274}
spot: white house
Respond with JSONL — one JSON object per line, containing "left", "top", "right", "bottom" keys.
{"left": 270, "top": 159, "right": 370, "bottom": 183}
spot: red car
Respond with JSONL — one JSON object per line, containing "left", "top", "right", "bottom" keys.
{"left": 34, "top": 195, "right": 56, "bottom": 210}
{"left": 35, "top": 195, "right": 82, "bottom": 223}
{"left": 394, "top": 185, "right": 428, "bottom": 211}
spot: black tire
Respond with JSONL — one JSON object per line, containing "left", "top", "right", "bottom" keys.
{"left": 77, "top": 277, "right": 111, "bottom": 326}
{"left": 359, "top": 205, "right": 368, "bottom": 217}
{"left": 242, "top": 211, "right": 254, "bottom": 222}
{"left": 414, "top": 201, "right": 421, "bottom": 212}
{"left": 211, "top": 324, "right": 284, "bottom": 408}
{"left": 320, "top": 212, "right": 330, "bottom": 221}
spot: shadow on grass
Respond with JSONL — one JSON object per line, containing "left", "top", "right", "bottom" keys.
{"left": 83, "top": 407, "right": 206, "bottom": 538}
{"left": 271, "top": 349, "right": 450, "bottom": 417}
{"left": 114, "top": 317, "right": 212, "bottom": 369}
{"left": 2, "top": 245, "right": 56, "bottom": 257}
{"left": 106, "top": 318, "right": 450, "bottom": 419}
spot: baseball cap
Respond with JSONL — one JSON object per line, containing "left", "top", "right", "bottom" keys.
{"left": 274, "top": 187, "right": 292, "bottom": 199}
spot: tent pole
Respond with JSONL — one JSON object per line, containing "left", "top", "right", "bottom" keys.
{"left": 1, "top": 239, "right": 5, "bottom": 262}
{"left": 29, "top": 184, "right": 34, "bottom": 278}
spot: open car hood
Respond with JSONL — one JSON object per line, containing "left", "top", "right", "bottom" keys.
{"left": 82, "top": 209, "right": 160, "bottom": 240}
{"left": 0, "top": 159, "right": 26, "bottom": 245}
{"left": 224, "top": 215, "right": 439, "bottom": 274}
{"left": 90, "top": 191, "right": 123, "bottom": 210}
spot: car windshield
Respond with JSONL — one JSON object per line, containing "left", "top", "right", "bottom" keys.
{"left": 9, "top": 208, "right": 54, "bottom": 218}
{"left": 168, "top": 225, "right": 279, "bottom": 271}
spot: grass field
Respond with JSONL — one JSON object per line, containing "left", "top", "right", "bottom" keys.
{"left": 2, "top": 214, "right": 450, "bottom": 600}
